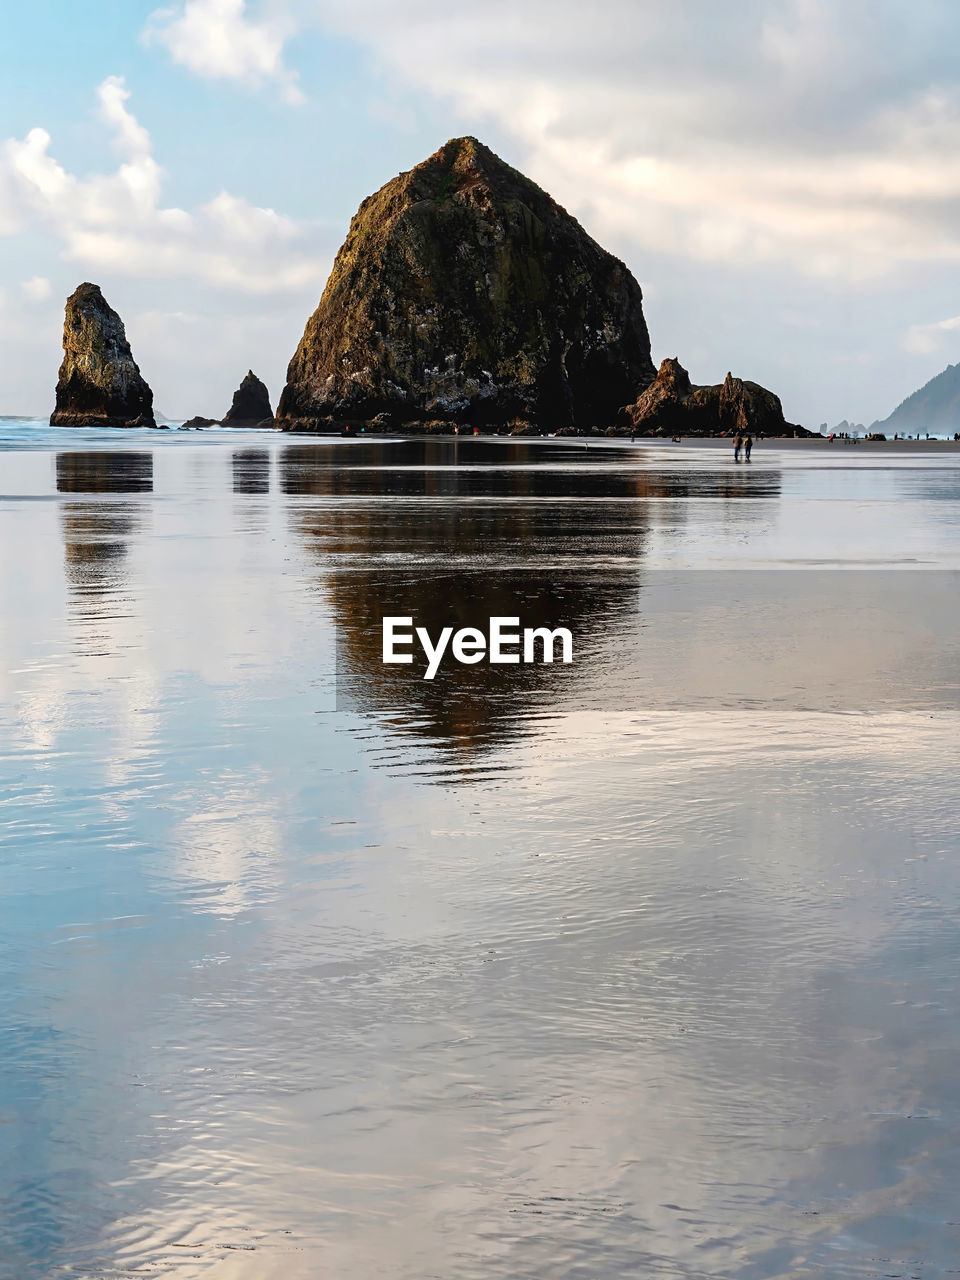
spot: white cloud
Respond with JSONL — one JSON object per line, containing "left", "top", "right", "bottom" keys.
{"left": 98, "top": 75, "right": 153, "bottom": 157}
{"left": 20, "top": 276, "right": 52, "bottom": 303}
{"left": 144, "top": 0, "right": 302, "bottom": 103}
{"left": 130, "top": 0, "right": 960, "bottom": 278}
{"left": 902, "top": 314, "right": 960, "bottom": 354}
{"left": 291, "top": 0, "right": 960, "bottom": 279}
{"left": 0, "top": 76, "right": 327, "bottom": 294}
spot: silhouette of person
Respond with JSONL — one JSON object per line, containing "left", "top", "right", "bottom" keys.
{"left": 744, "top": 434, "right": 753, "bottom": 461}
{"left": 733, "top": 431, "right": 742, "bottom": 461}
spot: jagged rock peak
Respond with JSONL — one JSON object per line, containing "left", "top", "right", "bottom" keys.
{"left": 276, "top": 136, "right": 656, "bottom": 432}
{"left": 222, "top": 370, "right": 273, "bottom": 427}
{"left": 620, "top": 357, "right": 810, "bottom": 437}
{"left": 626, "top": 356, "right": 694, "bottom": 430}
{"left": 50, "top": 283, "right": 155, "bottom": 429}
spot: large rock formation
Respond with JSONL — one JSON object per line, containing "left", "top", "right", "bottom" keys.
{"left": 222, "top": 370, "right": 273, "bottom": 427}
{"left": 619, "top": 357, "right": 811, "bottom": 437}
{"left": 50, "top": 283, "right": 155, "bottom": 428}
{"left": 276, "top": 136, "right": 656, "bottom": 432}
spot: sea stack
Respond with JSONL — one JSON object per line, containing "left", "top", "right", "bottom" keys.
{"left": 222, "top": 370, "right": 273, "bottom": 427}
{"left": 619, "top": 357, "right": 810, "bottom": 437}
{"left": 50, "top": 283, "right": 155, "bottom": 428}
{"left": 276, "top": 137, "right": 656, "bottom": 433}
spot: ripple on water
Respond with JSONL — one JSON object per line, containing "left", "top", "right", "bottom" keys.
{"left": 2, "top": 437, "right": 960, "bottom": 1277}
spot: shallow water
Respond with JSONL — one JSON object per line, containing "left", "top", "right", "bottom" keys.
{"left": 1, "top": 422, "right": 959, "bottom": 1278}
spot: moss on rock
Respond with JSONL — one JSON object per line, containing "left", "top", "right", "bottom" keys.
{"left": 276, "top": 138, "right": 656, "bottom": 432}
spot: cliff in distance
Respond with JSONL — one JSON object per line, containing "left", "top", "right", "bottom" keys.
{"left": 276, "top": 137, "right": 657, "bottom": 432}
{"left": 50, "top": 284, "right": 154, "bottom": 428}
{"left": 619, "top": 357, "right": 811, "bottom": 437}
{"left": 873, "top": 362, "right": 960, "bottom": 434}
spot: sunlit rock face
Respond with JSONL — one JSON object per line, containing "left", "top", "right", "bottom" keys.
{"left": 50, "top": 283, "right": 155, "bottom": 429}
{"left": 276, "top": 137, "right": 656, "bottom": 433}
{"left": 619, "top": 357, "right": 811, "bottom": 437}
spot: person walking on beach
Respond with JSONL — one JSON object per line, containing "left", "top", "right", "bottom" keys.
{"left": 743, "top": 433, "right": 753, "bottom": 461}
{"left": 733, "top": 431, "right": 742, "bottom": 461}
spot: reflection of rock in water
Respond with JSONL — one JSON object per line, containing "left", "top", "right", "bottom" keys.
{"left": 332, "top": 562, "right": 638, "bottom": 759}
{"left": 232, "top": 449, "right": 271, "bottom": 494}
{"left": 56, "top": 451, "right": 153, "bottom": 493}
{"left": 60, "top": 503, "right": 145, "bottom": 655}
{"left": 307, "top": 516, "right": 644, "bottom": 764}
{"left": 57, "top": 454, "right": 151, "bottom": 655}
{"left": 280, "top": 438, "right": 781, "bottom": 501}
{"left": 284, "top": 441, "right": 781, "bottom": 774}
{"left": 284, "top": 445, "right": 643, "bottom": 769}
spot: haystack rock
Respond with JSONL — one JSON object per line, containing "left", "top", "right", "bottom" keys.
{"left": 276, "top": 136, "right": 656, "bottom": 432}
{"left": 50, "top": 283, "right": 155, "bottom": 428}
{"left": 222, "top": 370, "right": 273, "bottom": 428}
{"left": 620, "top": 357, "right": 811, "bottom": 437}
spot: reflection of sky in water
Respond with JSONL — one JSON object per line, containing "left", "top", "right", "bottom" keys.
{"left": 0, "top": 429, "right": 959, "bottom": 1278}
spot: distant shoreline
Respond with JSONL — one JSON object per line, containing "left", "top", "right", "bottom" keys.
{"left": 268, "top": 430, "right": 960, "bottom": 450}
{"left": 653, "top": 436, "right": 960, "bottom": 452}
{"left": 3, "top": 419, "right": 960, "bottom": 450}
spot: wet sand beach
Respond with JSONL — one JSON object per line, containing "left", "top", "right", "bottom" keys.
{"left": 1, "top": 424, "right": 959, "bottom": 1278}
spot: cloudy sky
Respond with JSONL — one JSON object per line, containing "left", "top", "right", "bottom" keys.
{"left": 3, "top": 0, "right": 960, "bottom": 424}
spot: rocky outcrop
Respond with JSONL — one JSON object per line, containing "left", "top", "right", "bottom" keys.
{"left": 180, "top": 416, "right": 219, "bottom": 429}
{"left": 619, "top": 357, "right": 811, "bottom": 437}
{"left": 620, "top": 357, "right": 693, "bottom": 434}
{"left": 276, "top": 136, "right": 655, "bottom": 432}
{"left": 222, "top": 371, "right": 273, "bottom": 427}
{"left": 50, "top": 283, "right": 154, "bottom": 428}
